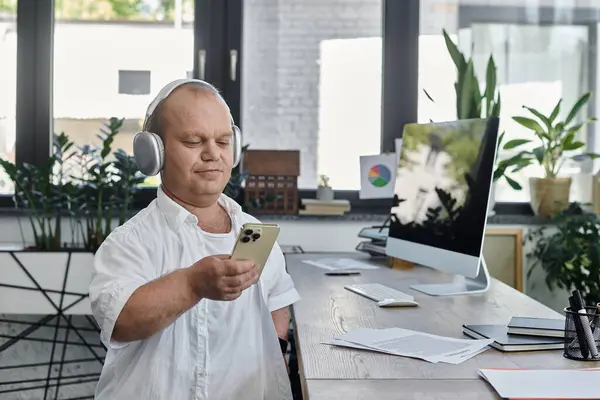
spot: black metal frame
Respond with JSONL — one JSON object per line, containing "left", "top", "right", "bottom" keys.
{"left": 15, "top": 0, "right": 53, "bottom": 168}
{"left": 0, "top": 250, "right": 105, "bottom": 399}
{"left": 0, "top": 0, "right": 539, "bottom": 215}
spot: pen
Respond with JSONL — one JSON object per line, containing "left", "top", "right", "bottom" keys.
{"left": 573, "top": 291, "right": 598, "bottom": 358}
{"left": 569, "top": 295, "right": 589, "bottom": 359}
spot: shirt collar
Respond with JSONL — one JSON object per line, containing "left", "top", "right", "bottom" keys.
{"left": 156, "top": 185, "right": 243, "bottom": 231}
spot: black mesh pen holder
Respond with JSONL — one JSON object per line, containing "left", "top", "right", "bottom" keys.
{"left": 563, "top": 306, "right": 600, "bottom": 361}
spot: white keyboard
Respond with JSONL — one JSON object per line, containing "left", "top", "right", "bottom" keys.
{"left": 344, "top": 283, "right": 414, "bottom": 302}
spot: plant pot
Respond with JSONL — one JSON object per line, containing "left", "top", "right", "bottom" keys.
{"left": 0, "top": 250, "right": 94, "bottom": 315}
{"left": 529, "top": 177, "right": 572, "bottom": 217}
{"left": 316, "top": 185, "right": 334, "bottom": 201}
{"left": 487, "top": 183, "right": 496, "bottom": 216}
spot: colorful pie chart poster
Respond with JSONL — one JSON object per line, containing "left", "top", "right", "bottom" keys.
{"left": 359, "top": 153, "right": 397, "bottom": 199}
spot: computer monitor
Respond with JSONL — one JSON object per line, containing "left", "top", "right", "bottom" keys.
{"left": 385, "top": 117, "right": 499, "bottom": 296}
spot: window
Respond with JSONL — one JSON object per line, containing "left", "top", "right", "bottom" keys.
{"left": 418, "top": 0, "right": 600, "bottom": 204}
{"left": 241, "top": 0, "right": 383, "bottom": 190}
{"left": 118, "top": 70, "right": 151, "bottom": 95}
{"left": 0, "top": 1, "right": 16, "bottom": 195}
{"left": 53, "top": 0, "right": 195, "bottom": 187}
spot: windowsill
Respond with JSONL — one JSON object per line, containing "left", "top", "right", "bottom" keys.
{"left": 0, "top": 206, "right": 547, "bottom": 225}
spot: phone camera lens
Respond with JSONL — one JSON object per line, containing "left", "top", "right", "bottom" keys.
{"left": 244, "top": 229, "right": 253, "bottom": 235}
{"left": 252, "top": 233, "right": 261, "bottom": 240}
{"left": 241, "top": 236, "right": 251, "bottom": 243}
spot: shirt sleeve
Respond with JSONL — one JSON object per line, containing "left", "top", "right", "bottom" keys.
{"left": 89, "top": 229, "right": 154, "bottom": 349}
{"left": 260, "top": 241, "right": 301, "bottom": 312}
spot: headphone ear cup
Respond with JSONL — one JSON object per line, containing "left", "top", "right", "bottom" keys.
{"left": 133, "top": 131, "right": 164, "bottom": 176}
{"left": 232, "top": 125, "right": 242, "bottom": 168}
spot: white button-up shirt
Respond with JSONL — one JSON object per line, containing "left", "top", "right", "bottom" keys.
{"left": 89, "top": 187, "right": 301, "bottom": 399}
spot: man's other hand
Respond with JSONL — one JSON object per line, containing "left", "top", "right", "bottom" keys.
{"left": 187, "top": 255, "right": 258, "bottom": 301}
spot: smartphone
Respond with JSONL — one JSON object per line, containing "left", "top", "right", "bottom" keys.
{"left": 231, "top": 223, "right": 280, "bottom": 277}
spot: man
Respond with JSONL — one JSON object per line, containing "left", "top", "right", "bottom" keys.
{"left": 89, "top": 78, "right": 300, "bottom": 399}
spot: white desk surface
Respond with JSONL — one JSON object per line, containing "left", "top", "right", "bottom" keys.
{"left": 286, "top": 252, "right": 600, "bottom": 399}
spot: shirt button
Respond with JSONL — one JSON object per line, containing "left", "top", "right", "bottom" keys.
{"left": 199, "top": 371, "right": 207, "bottom": 377}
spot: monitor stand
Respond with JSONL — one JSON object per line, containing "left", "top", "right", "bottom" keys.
{"left": 409, "top": 257, "right": 490, "bottom": 296}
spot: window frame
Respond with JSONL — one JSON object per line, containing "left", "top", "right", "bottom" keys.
{"left": 458, "top": 4, "right": 599, "bottom": 202}
{"left": 117, "top": 70, "right": 152, "bottom": 95}
{"left": 0, "top": 0, "right": 538, "bottom": 215}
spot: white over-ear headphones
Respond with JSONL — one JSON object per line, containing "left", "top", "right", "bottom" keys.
{"left": 132, "top": 78, "right": 242, "bottom": 176}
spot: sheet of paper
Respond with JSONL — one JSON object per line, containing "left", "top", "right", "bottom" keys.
{"left": 324, "top": 338, "right": 398, "bottom": 355}
{"left": 479, "top": 369, "right": 600, "bottom": 399}
{"left": 302, "top": 258, "right": 379, "bottom": 271}
{"left": 359, "top": 153, "right": 397, "bottom": 200}
{"left": 332, "top": 327, "right": 492, "bottom": 364}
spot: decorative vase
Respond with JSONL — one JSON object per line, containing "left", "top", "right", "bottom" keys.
{"left": 529, "top": 177, "right": 572, "bottom": 217}
{"left": 487, "top": 183, "right": 496, "bottom": 216}
{"left": 316, "top": 185, "right": 334, "bottom": 201}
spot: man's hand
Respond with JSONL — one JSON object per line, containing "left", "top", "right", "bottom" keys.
{"left": 110, "top": 255, "right": 257, "bottom": 343}
{"left": 187, "top": 255, "right": 258, "bottom": 301}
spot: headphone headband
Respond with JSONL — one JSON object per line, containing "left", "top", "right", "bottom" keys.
{"left": 144, "top": 78, "right": 233, "bottom": 127}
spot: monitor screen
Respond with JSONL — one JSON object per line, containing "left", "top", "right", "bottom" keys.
{"left": 389, "top": 118, "right": 498, "bottom": 257}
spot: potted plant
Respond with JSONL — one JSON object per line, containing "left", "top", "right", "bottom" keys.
{"left": 316, "top": 174, "right": 333, "bottom": 202}
{"left": 0, "top": 117, "right": 143, "bottom": 315}
{"left": 434, "top": 30, "right": 518, "bottom": 215}
{"left": 502, "top": 93, "right": 598, "bottom": 216}
{"left": 525, "top": 203, "right": 600, "bottom": 306}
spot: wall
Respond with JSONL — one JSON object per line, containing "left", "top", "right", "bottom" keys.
{"left": 241, "top": 0, "right": 382, "bottom": 188}
{"left": 0, "top": 214, "right": 369, "bottom": 253}
{"left": 0, "top": 213, "right": 569, "bottom": 313}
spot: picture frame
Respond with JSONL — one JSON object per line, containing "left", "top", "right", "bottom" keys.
{"left": 483, "top": 229, "right": 524, "bottom": 292}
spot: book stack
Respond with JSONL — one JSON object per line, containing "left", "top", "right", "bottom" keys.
{"left": 299, "top": 199, "right": 350, "bottom": 216}
{"left": 462, "top": 316, "right": 565, "bottom": 352}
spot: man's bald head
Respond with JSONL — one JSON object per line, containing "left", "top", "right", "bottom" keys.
{"left": 143, "top": 81, "right": 229, "bottom": 139}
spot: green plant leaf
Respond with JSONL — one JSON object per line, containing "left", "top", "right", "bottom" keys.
{"left": 572, "top": 152, "right": 600, "bottom": 162}
{"left": 523, "top": 106, "right": 552, "bottom": 132}
{"left": 443, "top": 29, "right": 465, "bottom": 70}
{"left": 493, "top": 165, "right": 506, "bottom": 181}
{"left": 565, "top": 122, "right": 585, "bottom": 137}
{"left": 549, "top": 99, "right": 561, "bottom": 123}
{"left": 504, "top": 175, "right": 522, "bottom": 190}
{"left": 472, "top": 70, "right": 482, "bottom": 118}
{"left": 485, "top": 56, "right": 496, "bottom": 116}
{"left": 495, "top": 131, "right": 505, "bottom": 156}
{"left": 503, "top": 139, "right": 531, "bottom": 149}
{"left": 459, "top": 60, "right": 475, "bottom": 119}
{"left": 513, "top": 116, "right": 544, "bottom": 133}
{"left": 423, "top": 89, "right": 434, "bottom": 102}
{"left": 532, "top": 146, "right": 544, "bottom": 164}
{"left": 565, "top": 92, "right": 591, "bottom": 126}
{"left": 490, "top": 91, "right": 501, "bottom": 117}
{"left": 563, "top": 141, "right": 585, "bottom": 151}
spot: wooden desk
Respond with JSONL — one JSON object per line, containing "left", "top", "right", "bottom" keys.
{"left": 286, "top": 252, "right": 600, "bottom": 399}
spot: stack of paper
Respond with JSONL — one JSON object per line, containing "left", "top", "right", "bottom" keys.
{"left": 302, "top": 258, "right": 379, "bottom": 271}
{"left": 479, "top": 368, "right": 600, "bottom": 399}
{"left": 325, "top": 327, "right": 493, "bottom": 364}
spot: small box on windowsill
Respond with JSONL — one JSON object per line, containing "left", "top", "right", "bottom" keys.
{"left": 243, "top": 150, "right": 300, "bottom": 214}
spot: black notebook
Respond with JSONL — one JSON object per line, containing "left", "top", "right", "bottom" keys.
{"left": 507, "top": 316, "right": 565, "bottom": 338}
{"left": 462, "top": 324, "right": 564, "bottom": 352}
